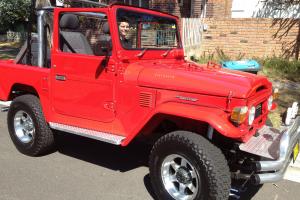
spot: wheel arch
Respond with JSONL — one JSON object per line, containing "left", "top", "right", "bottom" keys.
{"left": 9, "top": 83, "right": 39, "bottom": 100}
{"left": 8, "top": 83, "right": 50, "bottom": 121}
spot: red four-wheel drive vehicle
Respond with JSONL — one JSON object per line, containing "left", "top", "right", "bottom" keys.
{"left": 0, "top": 1, "right": 299, "bottom": 199}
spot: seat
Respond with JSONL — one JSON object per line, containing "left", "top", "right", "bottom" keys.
{"left": 59, "top": 14, "right": 93, "bottom": 55}
{"left": 95, "top": 21, "right": 112, "bottom": 56}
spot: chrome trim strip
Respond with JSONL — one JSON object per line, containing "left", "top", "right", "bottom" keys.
{"left": 49, "top": 122, "right": 125, "bottom": 145}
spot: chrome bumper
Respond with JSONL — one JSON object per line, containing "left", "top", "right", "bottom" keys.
{"left": 240, "top": 116, "right": 300, "bottom": 185}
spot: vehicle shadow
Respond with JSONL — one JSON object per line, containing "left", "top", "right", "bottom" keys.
{"left": 229, "top": 181, "right": 263, "bottom": 200}
{"left": 54, "top": 131, "right": 151, "bottom": 172}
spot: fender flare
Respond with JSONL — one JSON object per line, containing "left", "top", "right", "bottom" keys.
{"left": 6, "top": 83, "right": 51, "bottom": 122}
{"left": 121, "top": 102, "right": 245, "bottom": 146}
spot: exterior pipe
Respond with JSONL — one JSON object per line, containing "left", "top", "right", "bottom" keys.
{"left": 37, "top": 10, "right": 46, "bottom": 67}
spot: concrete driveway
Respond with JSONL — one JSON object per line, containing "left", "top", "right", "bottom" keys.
{"left": 0, "top": 103, "right": 300, "bottom": 200}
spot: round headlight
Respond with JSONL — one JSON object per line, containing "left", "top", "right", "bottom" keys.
{"left": 248, "top": 106, "right": 256, "bottom": 125}
{"left": 267, "top": 96, "right": 273, "bottom": 110}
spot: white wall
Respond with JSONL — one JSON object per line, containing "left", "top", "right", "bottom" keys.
{"left": 231, "top": 0, "right": 300, "bottom": 18}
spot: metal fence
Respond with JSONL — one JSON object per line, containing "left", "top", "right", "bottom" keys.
{"left": 181, "top": 18, "right": 204, "bottom": 49}
{"left": 156, "top": 30, "right": 177, "bottom": 47}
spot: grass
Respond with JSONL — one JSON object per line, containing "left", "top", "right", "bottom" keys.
{"left": 0, "top": 41, "right": 21, "bottom": 60}
{"left": 0, "top": 41, "right": 22, "bottom": 48}
{"left": 257, "top": 57, "right": 300, "bottom": 127}
{"left": 259, "top": 57, "right": 300, "bottom": 82}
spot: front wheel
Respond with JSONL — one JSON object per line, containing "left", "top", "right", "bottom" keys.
{"left": 149, "top": 131, "right": 231, "bottom": 200}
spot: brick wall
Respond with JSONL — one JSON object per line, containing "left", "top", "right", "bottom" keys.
{"left": 206, "top": 0, "right": 232, "bottom": 18}
{"left": 150, "top": 0, "right": 181, "bottom": 17}
{"left": 198, "top": 18, "right": 300, "bottom": 59}
{"left": 150, "top": 0, "right": 204, "bottom": 18}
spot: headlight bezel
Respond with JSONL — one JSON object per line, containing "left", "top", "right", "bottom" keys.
{"left": 248, "top": 106, "right": 256, "bottom": 125}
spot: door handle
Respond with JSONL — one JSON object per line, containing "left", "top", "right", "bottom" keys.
{"left": 55, "top": 75, "right": 67, "bottom": 81}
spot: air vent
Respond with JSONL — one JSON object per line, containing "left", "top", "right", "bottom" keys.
{"left": 139, "top": 92, "right": 153, "bottom": 108}
{"left": 256, "top": 85, "right": 266, "bottom": 93}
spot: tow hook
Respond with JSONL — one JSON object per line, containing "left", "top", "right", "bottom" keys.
{"left": 1, "top": 106, "right": 9, "bottom": 112}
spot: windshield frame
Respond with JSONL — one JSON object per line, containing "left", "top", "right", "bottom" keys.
{"left": 116, "top": 8, "right": 182, "bottom": 51}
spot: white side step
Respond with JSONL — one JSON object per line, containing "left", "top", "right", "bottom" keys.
{"left": 49, "top": 122, "right": 125, "bottom": 145}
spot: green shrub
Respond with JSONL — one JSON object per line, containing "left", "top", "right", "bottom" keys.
{"left": 258, "top": 56, "right": 300, "bottom": 82}
{"left": 194, "top": 48, "right": 245, "bottom": 64}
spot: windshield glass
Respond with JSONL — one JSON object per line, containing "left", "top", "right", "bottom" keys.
{"left": 117, "top": 9, "right": 181, "bottom": 50}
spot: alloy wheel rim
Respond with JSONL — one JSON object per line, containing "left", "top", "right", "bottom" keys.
{"left": 161, "top": 154, "right": 199, "bottom": 200}
{"left": 14, "top": 110, "right": 35, "bottom": 144}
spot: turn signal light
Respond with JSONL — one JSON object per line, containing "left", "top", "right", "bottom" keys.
{"left": 231, "top": 106, "right": 248, "bottom": 124}
{"left": 273, "top": 88, "right": 279, "bottom": 99}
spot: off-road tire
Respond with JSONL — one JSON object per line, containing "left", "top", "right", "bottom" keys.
{"left": 7, "top": 94, "right": 54, "bottom": 156}
{"left": 149, "top": 131, "right": 231, "bottom": 200}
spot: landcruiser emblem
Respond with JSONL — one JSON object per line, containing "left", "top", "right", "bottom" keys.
{"left": 176, "top": 96, "right": 198, "bottom": 102}
{"left": 154, "top": 74, "right": 175, "bottom": 79}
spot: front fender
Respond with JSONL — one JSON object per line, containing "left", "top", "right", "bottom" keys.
{"left": 121, "top": 102, "right": 247, "bottom": 146}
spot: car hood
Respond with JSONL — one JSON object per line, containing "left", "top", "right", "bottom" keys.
{"left": 125, "top": 60, "right": 272, "bottom": 98}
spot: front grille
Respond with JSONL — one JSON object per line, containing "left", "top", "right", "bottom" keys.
{"left": 255, "top": 103, "right": 262, "bottom": 119}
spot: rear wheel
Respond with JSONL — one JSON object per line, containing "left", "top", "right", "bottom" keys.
{"left": 149, "top": 131, "right": 231, "bottom": 200}
{"left": 7, "top": 94, "right": 54, "bottom": 156}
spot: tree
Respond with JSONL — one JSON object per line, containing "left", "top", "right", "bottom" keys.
{"left": 0, "top": 0, "right": 31, "bottom": 33}
{"left": 256, "top": 0, "right": 300, "bottom": 60}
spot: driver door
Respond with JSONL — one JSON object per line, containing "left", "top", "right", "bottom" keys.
{"left": 51, "top": 10, "right": 115, "bottom": 123}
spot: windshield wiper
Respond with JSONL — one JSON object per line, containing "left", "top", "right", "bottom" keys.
{"left": 136, "top": 48, "right": 148, "bottom": 58}
{"left": 162, "top": 48, "right": 173, "bottom": 57}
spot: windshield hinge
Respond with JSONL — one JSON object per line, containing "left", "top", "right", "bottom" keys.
{"left": 226, "top": 91, "right": 233, "bottom": 110}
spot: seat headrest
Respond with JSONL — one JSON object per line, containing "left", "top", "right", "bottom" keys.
{"left": 102, "top": 22, "right": 110, "bottom": 34}
{"left": 60, "top": 14, "right": 79, "bottom": 29}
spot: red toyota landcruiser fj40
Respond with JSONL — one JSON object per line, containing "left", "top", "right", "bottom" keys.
{"left": 0, "top": 1, "right": 299, "bottom": 200}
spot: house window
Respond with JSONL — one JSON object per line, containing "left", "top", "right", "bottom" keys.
{"left": 122, "top": 0, "right": 149, "bottom": 8}
{"left": 177, "top": 0, "right": 183, "bottom": 7}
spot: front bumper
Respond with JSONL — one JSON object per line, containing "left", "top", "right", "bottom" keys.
{"left": 239, "top": 116, "right": 300, "bottom": 184}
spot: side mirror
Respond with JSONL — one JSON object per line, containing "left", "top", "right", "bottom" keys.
{"left": 101, "top": 40, "right": 112, "bottom": 52}
{"left": 95, "top": 40, "right": 112, "bottom": 56}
